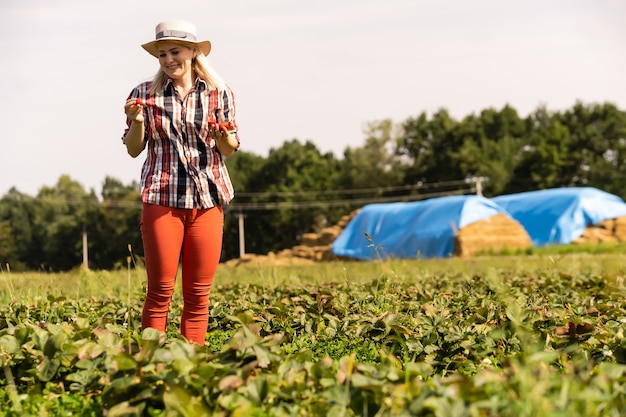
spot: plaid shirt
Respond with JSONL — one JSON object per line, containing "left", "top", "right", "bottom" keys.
{"left": 123, "top": 78, "right": 239, "bottom": 209}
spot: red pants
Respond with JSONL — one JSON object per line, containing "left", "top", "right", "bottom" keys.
{"left": 140, "top": 203, "right": 223, "bottom": 345}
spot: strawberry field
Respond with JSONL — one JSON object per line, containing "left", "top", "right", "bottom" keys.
{"left": 1, "top": 254, "right": 626, "bottom": 416}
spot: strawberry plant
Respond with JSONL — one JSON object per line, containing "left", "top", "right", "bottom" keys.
{"left": 1, "top": 257, "right": 626, "bottom": 415}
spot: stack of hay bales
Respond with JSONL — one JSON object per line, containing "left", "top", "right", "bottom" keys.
{"left": 571, "top": 216, "right": 626, "bottom": 244}
{"left": 454, "top": 213, "right": 532, "bottom": 258}
{"left": 227, "top": 209, "right": 533, "bottom": 265}
{"left": 224, "top": 251, "right": 314, "bottom": 267}
{"left": 224, "top": 210, "right": 359, "bottom": 267}
{"left": 291, "top": 224, "right": 345, "bottom": 261}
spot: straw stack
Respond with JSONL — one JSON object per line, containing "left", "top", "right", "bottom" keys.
{"left": 224, "top": 210, "right": 359, "bottom": 267}
{"left": 227, "top": 209, "right": 536, "bottom": 266}
{"left": 614, "top": 216, "right": 626, "bottom": 240}
{"left": 571, "top": 216, "right": 626, "bottom": 244}
{"left": 454, "top": 213, "right": 532, "bottom": 258}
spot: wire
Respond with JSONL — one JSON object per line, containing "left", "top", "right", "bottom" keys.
{"left": 228, "top": 188, "right": 476, "bottom": 211}
{"left": 235, "top": 179, "right": 470, "bottom": 197}
{"left": 1, "top": 178, "right": 482, "bottom": 211}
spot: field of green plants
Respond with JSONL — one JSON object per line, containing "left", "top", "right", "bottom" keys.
{"left": 2, "top": 253, "right": 626, "bottom": 416}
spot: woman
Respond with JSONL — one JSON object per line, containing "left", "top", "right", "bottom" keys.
{"left": 122, "top": 20, "right": 240, "bottom": 345}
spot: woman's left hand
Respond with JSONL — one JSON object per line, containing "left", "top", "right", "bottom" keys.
{"left": 209, "top": 123, "right": 234, "bottom": 142}
{"left": 210, "top": 121, "right": 239, "bottom": 157}
{"left": 209, "top": 121, "right": 237, "bottom": 143}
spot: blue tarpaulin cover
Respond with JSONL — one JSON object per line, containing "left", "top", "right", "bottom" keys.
{"left": 331, "top": 195, "right": 510, "bottom": 260}
{"left": 492, "top": 187, "right": 626, "bottom": 246}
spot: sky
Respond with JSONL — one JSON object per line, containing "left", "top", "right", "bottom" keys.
{"left": 0, "top": 0, "right": 624, "bottom": 198}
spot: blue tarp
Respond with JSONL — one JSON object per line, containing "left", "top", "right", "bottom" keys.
{"left": 492, "top": 187, "right": 626, "bottom": 246}
{"left": 331, "top": 195, "right": 511, "bottom": 260}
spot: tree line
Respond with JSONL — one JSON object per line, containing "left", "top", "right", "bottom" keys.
{"left": 1, "top": 101, "right": 625, "bottom": 271}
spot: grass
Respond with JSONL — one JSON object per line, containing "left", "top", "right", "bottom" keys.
{"left": 3, "top": 248, "right": 626, "bottom": 304}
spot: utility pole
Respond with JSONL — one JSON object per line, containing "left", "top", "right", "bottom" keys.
{"left": 465, "top": 176, "right": 489, "bottom": 196}
{"left": 82, "top": 224, "right": 89, "bottom": 269}
{"left": 237, "top": 211, "right": 246, "bottom": 258}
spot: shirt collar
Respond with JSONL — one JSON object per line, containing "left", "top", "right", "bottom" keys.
{"left": 163, "top": 76, "right": 207, "bottom": 93}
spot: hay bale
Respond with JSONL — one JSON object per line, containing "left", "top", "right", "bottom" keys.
{"left": 224, "top": 208, "right": 359, "bottom": 266}
{"left": 572, "top": 216, "right": 626, "bottom": 244}
{"left": 454, "top": 213, "right": 532, "bottom": 258}
{"left": 318, "top": 225, "right": 344, "bottom": 244}
{"left": 612, "top": 216, "right": 626, "bottom": 241}
{"left": 572, "top": 227, "right": 617, "bottom": 243}
{"left": 337, "top": 210, "right": 360, "bottom": 228}
{"left": 597, "top": 218, "right": 616, "bottom": 231}
{"left": 223, "top": 252, "right": 314, "bottom": 267}
{"left": 301, "top": 232, "right": 322, "bottom": 246}
{"left": 291, "top": 245, "right": 316, "bottom": 259}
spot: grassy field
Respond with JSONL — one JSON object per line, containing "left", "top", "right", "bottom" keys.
{"left": 2, "top": 251, "right": 626, "bottom": 416}
{"left": 3, "top": 250, "right": 626, "bottom": 303}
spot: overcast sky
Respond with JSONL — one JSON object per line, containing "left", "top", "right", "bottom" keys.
{"left": 1, "top": 0, "right": 624, "bottom": 197}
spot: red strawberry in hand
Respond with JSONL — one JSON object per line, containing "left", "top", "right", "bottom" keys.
{"left": 130, "top": 97, "right": 145, "bottom": 109}
{"left": 210, "top": 120, "right": 234, "bottom": 131}
{"left": 219, "top": 121, "right": 234, "bottom": 131}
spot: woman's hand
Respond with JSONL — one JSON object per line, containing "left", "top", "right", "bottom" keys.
{"left": 210, "top": 120, "right": 239, "bottom": 157}
{"left": 209, "top": 121, "right": 234, "bottom": 141}
{"left": 124, "top": 98, "right": 144, "bottom": 123}
{"left": 123, "top": 98, "right": 147, "bottom": 158}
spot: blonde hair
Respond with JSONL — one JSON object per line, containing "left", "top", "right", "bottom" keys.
{"left": 147, "top": 42, "right": 227, "bottom": 95}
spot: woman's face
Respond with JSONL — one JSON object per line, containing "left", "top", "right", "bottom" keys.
{"left": 156, "top": 41, "right": 195, "bottom": 80}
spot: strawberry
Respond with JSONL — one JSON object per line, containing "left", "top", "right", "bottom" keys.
{"left": 219, "top": 121, "right": 234, "bottom": 130}
{"left": 210, "top": 120, "right": 234, "bottom": 131}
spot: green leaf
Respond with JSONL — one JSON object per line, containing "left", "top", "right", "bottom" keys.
{"left": 105, "top": 401, "right": 144, "bottom": 417}
{"left": 141, "top": 327, "right": 164, "bottom": 342}
{"left": 73, "top": 317, "right": 91, "bottom": 329}
{"left": 322, "top": 385, "right": 350, "bottom": 407}
{"left": 350, "top": 373, "right": 383, "bottom": 389}
{"left": 36, "top": 357, "right": 60, "bottom": 381}
{"left": 253, "top": 344, "right": 271, "bottom": 368}
{"left": 108, "top": 375, "right": 140, "bottom": 390}
{"left": 153, "top": 348, "right": 173, "bottom": 364}
{"left": 43, "top": 332, "right": 67, "bottom": 357}
{"left": 77, "top": 341, "right": 104, "bottom": 360}
{"left": 595, "top": 362, "right": 626, "bottom": 379}
{"left": 0, "top": 334, "right": 20, "bottom": 355}
{"left": 163, "top": 385, "right": 211, "bottom": 417}
{"left": 112, "top": 352, "right": 138, "bottom": 371}
{"left": 246, "top": 377, "right": 269, "bottom": 404}
{"left": 505, "top": 302, "right": 528, "bottom": 326}
{"left": 526, "top": 350, "right": 558, "bottom": 365}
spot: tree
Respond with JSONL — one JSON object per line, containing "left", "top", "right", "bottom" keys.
{"left": 89, "top": 177, "right": 142, "bottom": 269}
{"left": 339, "top": 119, "right": 407, "bottom": 192}
{"left": 0, "top": 220, "right": 18, "bottom": 270}
{"left": 236, "top": 140, "right": 341, "bottom": 256}
{"left": 512, "top": 107, "right": 572, "bottom": 191}
{"left": 560, "top": 102, "right": 626, "bottom": 199}
{"left": 35, "top": 175, "right": 99, "bottom": 271}
{"left": 0, "top": 188, "right": 41, "bottom": 270}
{"left": 398, "top": 109, "right": 464, "bottom": 184}
{"left": 452, "top": 106, "right": 528, "bottom": 196}
{"left": 221, "top": 150, "right": 267, "bottom": 260}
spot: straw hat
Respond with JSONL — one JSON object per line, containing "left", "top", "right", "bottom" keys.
{"left": 141, "top": 20, "right": 212, "bottom": 58}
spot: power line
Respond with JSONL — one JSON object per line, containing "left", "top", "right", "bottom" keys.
{"left": 228, "top": 188, "right": 476, "bottom": 211}
{"left": 235, "top": 179, "right": 470, "bottom": 197}
{"left": 40, "top": 188, "right": 476, "bottom": 211}
{"left": 1, "top": 179, "right": 481, "bottom": 211}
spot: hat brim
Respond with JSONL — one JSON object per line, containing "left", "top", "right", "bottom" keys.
{"left": 141, "top": 39, "right": 211, "bottom": 58}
